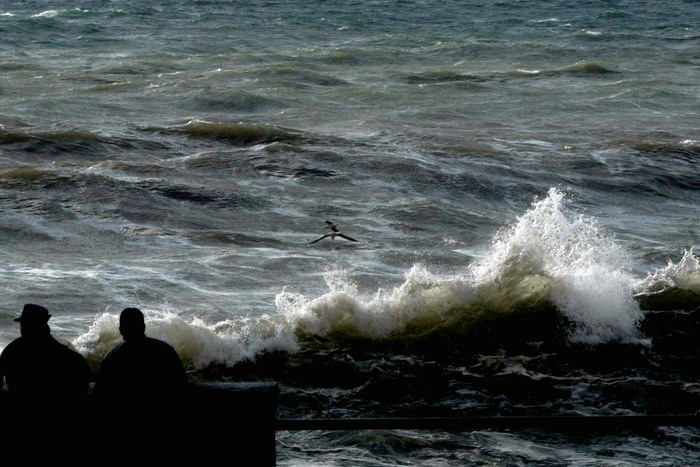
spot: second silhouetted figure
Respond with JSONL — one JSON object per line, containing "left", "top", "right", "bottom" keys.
{"left": 94, "top": 307, "right": 187, "bottom": 399}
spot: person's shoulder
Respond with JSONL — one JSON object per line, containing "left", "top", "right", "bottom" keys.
{"left": 0, "top": 337, "right": 25, "bottom": 357}
{"left": 3, "top": 336, "right": 23, "bottom": 349}
{"left": 48, "top": 337, "right": 89, "bottom": 371}
{"left": 145, "top": 337, "right": 183, "bottom": 363}
{"left": 145, "top": 336, "right": 177, "bottom": 351}
{"left": 103, "top": 341, "right": 127, "bottom": 359}
{"left": 50, "top": 335, "right": 79, "bottom": 352}
{"left": 57, "top": 340, "right": 88, "bottom": 363}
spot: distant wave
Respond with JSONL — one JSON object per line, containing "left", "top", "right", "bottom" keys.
{"left": 0, "top": 127, "right": 106, "bottom": 144}
{"left": 0, "top": 168, "right": 65, "bottom": 188}
{"left": 255, "top": 65, "right": 350, "bottom": 87}
{"left": 155, "top": 120, "right": 306, "bottom": 145}
{"left": 31, "top": 10, "right": 60, "bottom": 19}
{"left": 614, "top": 138, "right": 700, "bottom": 161}
{"left": 390, "top": 70, "right": 485, "bottom": 85}
{"left": 190, "top": 89, "right": 285, "bottom": 113}
{"left": 390, "top": 61, "right": 616, "bottom": 86}
{"left": 508, "top": 61, "right": 616, "bottom": 78}
{"left": 0, "top": 125, "right": 165, "bottom": 156}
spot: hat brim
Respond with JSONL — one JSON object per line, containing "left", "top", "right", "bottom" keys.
{"left": 14, "top": 315, "right": 51, "bottom": 322}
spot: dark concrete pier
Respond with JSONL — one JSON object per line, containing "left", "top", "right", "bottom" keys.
{"left": 1, "top": 383, "right": 697, "bottom": 466}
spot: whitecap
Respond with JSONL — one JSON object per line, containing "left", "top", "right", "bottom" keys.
{"left": 74, "top": 309, "right": 299, "bottom": 371}
{"left": 277, "top": 188, "right": 645, "bottom": 346}
{"left": 638, "top": 249, "right": 700, "bottom": 294}
{"left": 530, "top": 18, "right": 560, "bottom": 23}
{"left": 471, "top": 188, "right": 643, "bottom": 344}
{"left": 31, "top": 10, "right": 59, "bottom": 18}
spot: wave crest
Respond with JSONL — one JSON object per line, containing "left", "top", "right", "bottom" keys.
{"left": 279, "top": 189, "right": 643, "bottom": 345}
{"left": 171, "top": 120, "right": 304, "bottom": 145}
{"left": 471, "top": 188, "right": 641, "bottom": 343}
{"left": 509, "top": 61, "right": 615, "bottom": 78}
{"left": 75, "top": 310, "right": 298, "bottom": 372}
{"left": 636, "top": 250, "right": 700, "bottom": 311}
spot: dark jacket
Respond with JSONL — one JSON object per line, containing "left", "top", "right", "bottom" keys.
{"left": 94, "top": 336, "right": 187, "bottom": 398}
{"left": 0, "top": 335, "right": 90, "bottom": 396}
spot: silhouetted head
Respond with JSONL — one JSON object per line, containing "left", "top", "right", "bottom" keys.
{"left": 15, "top": 304, "right": 51, "bottom": 338}
{"left": 119, "top": 307, "right": 146, "bottom": 341}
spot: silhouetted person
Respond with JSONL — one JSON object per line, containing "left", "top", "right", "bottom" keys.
{"left": 0, "top": 304, "right": 90, "bottom": 396}
{"left": 94, "top": 307, "right": 186, "bottom": 399}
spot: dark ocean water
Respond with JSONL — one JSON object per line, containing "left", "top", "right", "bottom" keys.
{"left": 0, "top": 1, "right": 698, "bottom": 465}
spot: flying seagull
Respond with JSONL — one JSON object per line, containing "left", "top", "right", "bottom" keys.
{"left": 308, "top": 220, "right": 359, "bottom": 245}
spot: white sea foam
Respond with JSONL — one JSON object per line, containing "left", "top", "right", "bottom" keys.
{"left": 530, "top": 18, "right": 561, "bottom": 23}
{"left": 31, "top": 10, "right": 59, "bottom": 18}
{"left": 638, "top": 249, "right": 700, "bottom": 294}
{"left": 278, "top": 188, "right": 644, "bottom": 345}
{"left": 470, "top": 188, "right": 642, "bottom": 343}
{"left": 75, "top": 309, "right": 298, "bottom": 371}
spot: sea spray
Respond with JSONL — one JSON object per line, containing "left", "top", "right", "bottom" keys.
{"left": 274, "top": 255, "right": 543, "bottom": 344}
{"left": 75, "top": 309, "right": 298, "bottom": 372}
{"left": 635, "top": 249, "right": 700, "bottom": 311}
{"left": 74, "top": 312, "right": 122, "bottom": 371}
{"left": 275, "top": 267, "right": 404, "bottom": 338}
{"left": 470, "top": 188, "right": 643, "bottom": 343}
{"left": 278, "top": 188, "right": 644, "bottom": 346}
{"left": 639, "top": 249, "right": 700, "bottom": 294}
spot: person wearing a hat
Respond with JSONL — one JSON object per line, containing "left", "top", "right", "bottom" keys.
{"left": 0, "top": 304, "right": 90, "bottom": 396}
{"left": 93, "top": 307, "right": 186, "bottom": 399}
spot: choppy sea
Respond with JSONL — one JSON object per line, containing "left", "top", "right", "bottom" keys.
{"left": 1, "top": 1, "right": 698, "bottom": 465}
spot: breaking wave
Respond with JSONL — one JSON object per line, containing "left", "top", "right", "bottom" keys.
{"left": 636, "top": 249, "right": 700, "bottom": 311}
{"left": 75, "top": 188, "right": 658, "bottom": 371}
{"left": 75, "top": 310, "right": 298, "bottom": 373}
{"left": 71, "top": 189, "right": 700, "bottom": 374}
{"left": 278, "top": 188, "right": 643, "bottom": 345}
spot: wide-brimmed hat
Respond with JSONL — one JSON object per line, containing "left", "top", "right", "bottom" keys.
{"left": 14, "top": 304, "right": 51, "bottom": 323}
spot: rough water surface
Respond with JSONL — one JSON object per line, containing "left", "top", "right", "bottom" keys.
{"left": 0, "top": 1, "right": 698, "bottom": 465}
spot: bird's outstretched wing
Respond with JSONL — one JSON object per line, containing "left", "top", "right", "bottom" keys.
{"left": 338, "top": 234, "right": 359, "bottom": 242}
{"left": 308, "top": 233, "right": 331, "bottom": 245}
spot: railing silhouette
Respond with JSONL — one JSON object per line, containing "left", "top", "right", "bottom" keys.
{"left": 1, "top": 382, "right": 696, "bottom": 466}
{"left": 276, "top": 414, "right": 700, "bottom": 432}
